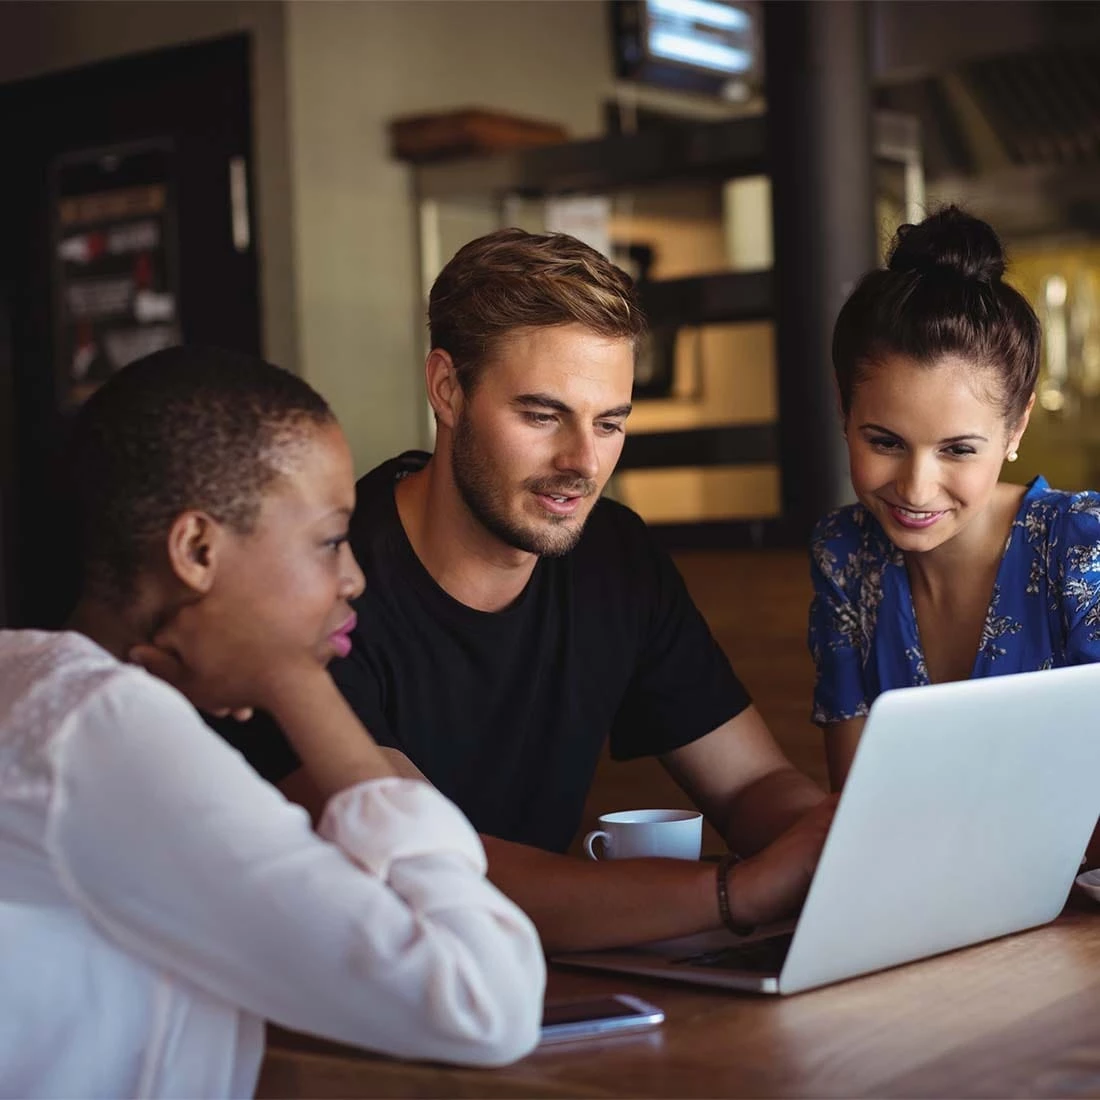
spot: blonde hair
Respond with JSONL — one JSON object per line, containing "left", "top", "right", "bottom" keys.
{"left": 428, "top": 228, "right": 646, "bottom": 390}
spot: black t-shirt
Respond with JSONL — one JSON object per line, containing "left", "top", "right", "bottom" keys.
{"left": 220, "top": 451, "right": 750, "bottom": 852}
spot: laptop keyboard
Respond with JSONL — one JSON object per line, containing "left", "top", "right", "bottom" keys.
{"left": 672, "top": 932, "right": 794, "bottom": 974}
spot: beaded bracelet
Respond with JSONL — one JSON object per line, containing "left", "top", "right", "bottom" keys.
{"left": 716, "top": 851, "right": 756, "bottom": 937}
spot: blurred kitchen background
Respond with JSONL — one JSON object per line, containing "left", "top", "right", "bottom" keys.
{"left": 1, "top": 0, "right": 1099, "bottom": 635}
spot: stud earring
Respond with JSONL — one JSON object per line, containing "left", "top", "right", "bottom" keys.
{"left": 1007, "top": 450, "right": 1019, "bottom": 462}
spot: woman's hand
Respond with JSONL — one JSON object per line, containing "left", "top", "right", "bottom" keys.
{"left": 129, "top": 601, "right": 394, "bottom": 800}
{"left": 126, "top": 597, "right": 315, "bottom": 718}
{"left": 128, "top": 635, "right": 254, "bottom": 721}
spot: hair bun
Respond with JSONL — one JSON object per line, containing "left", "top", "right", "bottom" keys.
{"left": 888, "top": 206, "right": 1005, "bottom": 284}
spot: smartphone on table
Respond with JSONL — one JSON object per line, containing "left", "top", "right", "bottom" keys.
{"left": 539, "top": 994, "right": 665, "bottom": 1046}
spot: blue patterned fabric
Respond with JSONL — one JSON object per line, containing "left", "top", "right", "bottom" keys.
{"left": 809, "top": 476, "right": 1100, "bottom": 725}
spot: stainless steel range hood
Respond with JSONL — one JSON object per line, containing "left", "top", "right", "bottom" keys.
{"left": 871, "top": 0, "right": 1100, "bottom": 239}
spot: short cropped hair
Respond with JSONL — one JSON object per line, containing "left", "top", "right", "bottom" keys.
{"left": 428, "top": 228, "right": 646, "bottom": 391}
{"left": 832, "top": 206, "right": 1040, "bottom": 424}
{"left": 66, "top": 345, "right": 334, "bottom": 604}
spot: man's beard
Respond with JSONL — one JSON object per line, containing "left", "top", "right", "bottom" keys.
{"left": 451, "top": 412, "right": 596, "bottom": 557}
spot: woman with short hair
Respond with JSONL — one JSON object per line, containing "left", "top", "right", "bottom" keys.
{"left": 0, "top": 346, "right": 544, "bottom": 1098}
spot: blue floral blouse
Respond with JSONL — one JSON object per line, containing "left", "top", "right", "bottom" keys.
{"left": 809, "top": 476, "right": 1100, "bottom": 725}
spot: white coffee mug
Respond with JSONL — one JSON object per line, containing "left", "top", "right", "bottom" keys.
{"left": 583, "top": 809, "right": 703, "bottom": 861}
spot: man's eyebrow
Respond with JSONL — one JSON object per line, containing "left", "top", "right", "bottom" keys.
{"left": 513, "top": 394, "right": 633, "bottom": 419}
{"left": 514, "top": 393, "right": 571, "bottom": 414}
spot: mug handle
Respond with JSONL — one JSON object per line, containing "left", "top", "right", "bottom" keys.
{"left": 584, "top": 829, "right": 611, "bottom": 860}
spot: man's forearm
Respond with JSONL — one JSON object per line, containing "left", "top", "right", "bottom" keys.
{"left": 723, "top": 766, "right": 826, "bottom": 856}
{"left": 275, "top": 767, "right": 733, "bottom": 952}
{"left": 481, "top": 835, "right": 727, "bottom": 953}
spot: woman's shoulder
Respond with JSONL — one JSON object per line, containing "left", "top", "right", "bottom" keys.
{"left": 0, "top": 630, "right": 121, "bottom": 716}
{"left": 0, "top": 630, "right": 195, "bottom": 744}
{"left": 809, "top": 503, "right": 903, "bottom": 604}
{"left": 0, "top": 631, "right": 149, "bottom": 796}
{"left": 812, "top": 502, "right": 866, "bottom": 546}
{"left": 1018, "top": 477, "right": 1100, "bottom": 548}
{"left": 810, "top": 502, "right": 889, "bottom": 571}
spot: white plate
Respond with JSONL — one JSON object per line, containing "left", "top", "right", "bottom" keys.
{"left": 1075, "top": 868, "right": 1100, "bottom": 903}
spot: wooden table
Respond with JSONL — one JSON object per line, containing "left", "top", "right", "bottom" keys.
{"left": 257, "top": 901, "right": 1100, "bottom": 1099}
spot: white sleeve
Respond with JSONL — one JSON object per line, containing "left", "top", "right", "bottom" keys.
{"left": 45, "top": 669, "right": 545, "bottom": 1067}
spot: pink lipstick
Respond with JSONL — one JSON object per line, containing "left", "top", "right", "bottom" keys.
{"left": 886, "top": 503, "right": 946, "bottom": 530}
{"left": 328, "top": 612, "right": 357, "bottom": 659}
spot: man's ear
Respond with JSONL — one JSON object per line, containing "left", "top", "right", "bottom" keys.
{"left": 424, "top": 348, "right": 464, "bottom": 430}
{"left": 165, "top": 511, "right": 223, "bottom": 595}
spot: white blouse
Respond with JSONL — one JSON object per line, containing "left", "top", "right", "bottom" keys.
{"left": 0, "top": 631, "right": 545, "bottom": 1098}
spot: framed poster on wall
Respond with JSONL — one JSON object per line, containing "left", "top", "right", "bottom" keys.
{"left": 50, "top": 140, "right": 182, "bottom": 409}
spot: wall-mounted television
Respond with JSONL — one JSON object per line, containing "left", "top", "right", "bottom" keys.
{"left": 610, "top": 0, "right": 761, "bottom": 98}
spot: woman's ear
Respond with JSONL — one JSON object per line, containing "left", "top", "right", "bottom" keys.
{"left": 424, "top": 348, "right": 463, "bottom": 430}
{"left": 1008, "top": 392, "right": 1037, "bottom": 455}
{"left": 164, "top": 511, "right": 223, "bottom": 595}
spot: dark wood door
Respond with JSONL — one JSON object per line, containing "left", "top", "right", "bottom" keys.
{"left": 0, "top": 34, "right": 261, "bottom": 626}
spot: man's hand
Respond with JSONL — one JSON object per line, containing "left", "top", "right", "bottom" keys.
{"left": 728, "top": 795, "right": 838, "bottom": 928}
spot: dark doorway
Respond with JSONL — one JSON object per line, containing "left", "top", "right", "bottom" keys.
{"left": 0, "top": 34, "right": 261, "bottom": 626}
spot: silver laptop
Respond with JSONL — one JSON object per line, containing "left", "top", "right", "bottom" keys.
{"left": 554, "top": 664, "right": 1100, "bottom": 995}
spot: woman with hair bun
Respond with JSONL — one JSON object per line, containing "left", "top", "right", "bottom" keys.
{"left": 810, "top": 207, "right": 1100, "bottom": 802}
{"left": 0, "top": 347, "right": 544, "bottom": 1098}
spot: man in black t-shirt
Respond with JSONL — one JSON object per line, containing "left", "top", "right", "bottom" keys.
{"left": 225, "top": 229, "right": 831, "bottom": 952}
